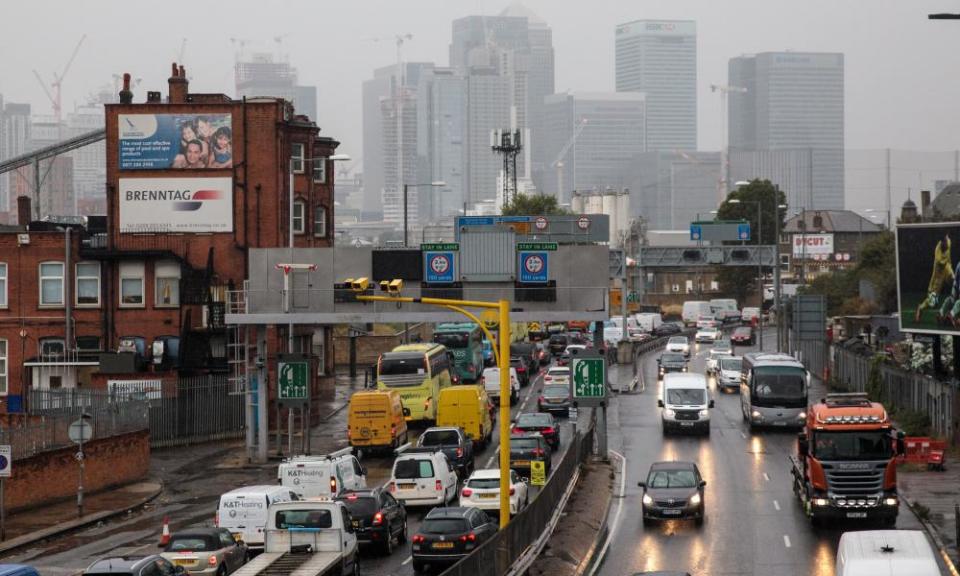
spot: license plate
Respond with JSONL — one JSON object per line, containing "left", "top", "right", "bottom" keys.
{"left": 662, "top": 509, "right": 682, "bottom": 516}
{"left": 773, "top": 422, "right": 787, "bottom": 426}
{"left": 513, "top": 460, "right": 529, "bottom": 466}
{"left": 480, "top": 493, "right": 498, "bottom": 499}
{"left": 433, "top": 542, "right": 455, "bottom": 549}
{"left": 173, "top": 559, "right": 194, "bottom": 567}
{"left": 399, "top": 483, "right": 416, "bottom": 490}
{"left": 680, "top": 422, "right": 695, "bottom": 427}
{"left": 232, "top": 533, "right": 243, "bottom": 542}
{"left": 846, "top": 512, "right": 868, "bottom": 519}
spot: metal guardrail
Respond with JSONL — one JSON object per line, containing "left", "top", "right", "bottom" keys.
{"left": 438, "top": 412, "right": 597, "bottom": 576}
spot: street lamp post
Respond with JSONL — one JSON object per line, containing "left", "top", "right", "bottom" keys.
{"left": 403, "top": 181, "right": 447, "bottom": 246}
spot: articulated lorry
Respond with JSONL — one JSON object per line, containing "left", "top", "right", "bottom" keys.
{"left": 232, "top": 499, "right": 359, "bottom": 576}
{"left": 790, "top": 393, "right": 905, "bottom": 526}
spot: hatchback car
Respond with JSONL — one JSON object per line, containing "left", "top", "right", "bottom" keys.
{"left": 731, "top": 326, "right": 754, "bottom": 345}
{"left": 543, "top": 366, "right": 570, "bottom": 386}
{"left": 694, "top": 327, "right": 720, "bottom": 343}
{"left": 654, "top": 323, "right": 683, "bottom": 337}
{"left": 665, "top": 336, "right": 690, "bottom": 357}
{"left": 411, "top": 507, "right": 498, "bottom": 572}
{"left": 538, "top": 383, "right": 571, "bottom": 416}
{"left": 510, "top": 356, "right": 531, "bottom": 387}
{"left": 337, "top": 488, "right": 408, "bottom": 555}
{"left": 706, "top": 342, "right": 733, "bottom": 373}
{"left": 459, "top": 468, "right": 529, "bottom": 516}
{"left": 548, "top": 334, "right": 569, "bottom": 356}
{"left": 638, "top": 461, "right": 706, "bottom": 526}
{"left": 512, "top": 412, "right": 559, "bottom": 449}
{"left": 160, "top": 529, "right": 246, "bottom": 575}
{"left": 657, "top": 353, "right": 687, "bottom": 379}
{"left": 509, "top": 433, "right": 552, "bottom": 478}
{"left": 416, "top": 427, "right": 474, "bottom": 478}
{"left": 84, "top": 556, "right": 186, "bottom": 576}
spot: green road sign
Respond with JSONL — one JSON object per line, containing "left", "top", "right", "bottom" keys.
{"left": 421, "top": 242, "right": 460, "bottom": 251}
{"left": 516, "top": 242, "right": 558, "bottom": 251}
{"left": 278, "top": 360, "right": 309, "bottom": 401}
{"left": 572, "top": 357, "right": 606, "bottom": 400}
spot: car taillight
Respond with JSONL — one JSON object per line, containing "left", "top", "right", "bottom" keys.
{"left": 538, "top": 396, "right": 545, "bottom": 403}
{"left": 517, "top": 367, "right": 526, "bottom": 373}
{"left": 543, "top": 427, "right": 555, "bottom": 435}
{"left": 413, "top": 535, "right": 425, "bottom": 544}
{"left": 347, "top": 428, "right": 352, "bottom": 439}
{"left": 544, "top": 376, "right": 552, "bottom": 382}
{"left": 459, "top": 533, "right": 477, "bottom": 543}
{"left": 436, "top": 479, "right": 443, "bottom": 491}
{"left": 462, "top": 488, "right": 473, "bottom": 497}
{"left": 208, "top": 556, "right": 218, "bottom": 567}
{"left": 509, "top": 487, "right": 515, "bottom": 496}
{"left": 330, "top": 476, "right": 337, "bottom": 493}
{"left": 512, "top": 427, "right": 523, "bottom": 434}
{"left": 533, "top": 448, "right": 544, "bottom": 456}
{"left": 391, "top": 424, "right": 397, "bottom": 437}
{"left": 373, "top": 512, "right": 384, "bottom": 526}
{"left": 456, "top": 447, "right": 463, "bottom": 458}
{"left": 214, "top": 514, "right": 219, "bottom": 527}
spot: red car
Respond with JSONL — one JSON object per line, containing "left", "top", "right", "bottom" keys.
{"left": 731, "top": 326, "right": 754, "bottom": 345}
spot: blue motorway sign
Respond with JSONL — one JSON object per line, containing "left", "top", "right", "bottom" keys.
{"left": 690, "top": 224, "right": 702, "bottom": 241}
{"left": 737, "top": 222, "right": 751, "bottom": 241}
{"left": 518, "top": 251, "right": 549, "bottom": 283}
{"left": 424, "top": 251, "right": 456, "bottom": 283}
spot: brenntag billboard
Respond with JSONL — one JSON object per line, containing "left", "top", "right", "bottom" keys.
{"left": 896, "top": 223, "right": 960, "bottom": 335}
{"left": 792, "top": 234, "right": 834, "bottom": 257}
{"left": 119, "top": 177, "right": 233, "bottom": 233}
{"left": 119, "top": 114, "right": 233, "bottom": 170}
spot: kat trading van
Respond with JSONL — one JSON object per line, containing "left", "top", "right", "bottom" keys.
{"left": 217, "top": 485, "right": 299, "bottom": 552}
{"left": 436, "top": 385, "right": 494, "bottom": 448}
{"left": 348, "top": 390, "right": 408, "bottom": 451}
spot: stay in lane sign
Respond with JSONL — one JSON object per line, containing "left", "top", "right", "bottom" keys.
{"left": 518, "top": 251, "right": 548, "bottom": 283}
{"left": 424, "top": 251, "right": 456, "bottom": 283}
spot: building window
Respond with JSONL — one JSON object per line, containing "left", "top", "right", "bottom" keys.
{"left": 76, "top": 336, "right": 101, "bottom": 352}
{"left": 39, "top": 262, "right": 65, "bottom": 307}
{"left": 0, "top": 339, "right": 7, "bottom": 395}
{"left": 0, "top": 263, "right": 6, "bottom": 308}
{"left": 314, "top": 205, "right": 327, "bottom": 237}
{"left": 293, "top": 201, "right": 306, "bottom": 234}
{"left": 313, "top": 157, "right": 327, "bottom": 184}
{"left": 76, "top": 262, "right": 101, "bottom": 307}
{"left": 119, "top": 261, "right": 145, "bottom": 307}
{"left": 291, "top": 143, "right": 305, "bottom": 173}
{"left": 40, "top": 338, "right": 65, "bottom": 358}
{"left": 155, "top": 260, "right": 181, "bottom": 308}
{"left": 312, "top": 329, "right": 326, "bottom": 376}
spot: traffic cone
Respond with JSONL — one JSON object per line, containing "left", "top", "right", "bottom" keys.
{"left": 159, "top": 516, "right": 171, "bottom": 546}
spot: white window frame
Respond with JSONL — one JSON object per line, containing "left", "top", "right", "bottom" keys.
{"left": 40, "top": 337, "right": 65, "bottom": 358}
{"left": 75, "top": 261, "right": 101, "bottom": 307}
{"left": 0, "top": 339, "right": 7, "bottom": 395}
{"left": 119, "top": 261, "right": 145, "bottom": 308}
{"left": 0, "top": 263, "right": 6, "bottom": 309}
{"left": 292, "top": 200, "right": 306, "bottom": 234}
{"left": 39, "top": 261, "right": 65, "bottom": 307}
{"left": 313, "top": 157, "right": 327, "bottom": 184}
{"left": 291, "top": 143, "right": 305, "bottom": 173}
{"left": 154, "top": 260, "right": 181, "bottom": 308}
{"left": 313, "top": 205, "right": 327, "bottom": 237}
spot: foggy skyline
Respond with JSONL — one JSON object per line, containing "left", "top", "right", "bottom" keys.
{"left": 2, "top": 0, "right": 959, "bottom": 197}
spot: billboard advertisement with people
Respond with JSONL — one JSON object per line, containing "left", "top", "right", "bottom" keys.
{"left": 119, "top": 114, "right": 232, "bottom": 170}
{"left": 896, "top": 223, "right": 960, "bottom": 335}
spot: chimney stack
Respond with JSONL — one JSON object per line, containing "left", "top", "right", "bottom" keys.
{"left": 119, "top": 72, "right": 133, "bottom": 104}
{"left": 168, "top": 62, "right": 189, "bottom": 104}
{"left": 921, "top": 189, "right": 932, "bottom": 218}
{"left": 16, "top": 196, "right": 31, "bottom": 226}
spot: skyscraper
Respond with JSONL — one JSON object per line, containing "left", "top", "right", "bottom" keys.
{"left": 418, "top": 68, "right": 467, "bottom": 221}
{"left": 0, "top": 101, "right": 31, "bottom": 217}
{"left": 728, "top": 52, "right": 845, "bottom": 210}
{"left": 235, "top": 54, "right": 317, "bottom": 121}
{"left": 615, "top": 19, "right": 697, "bottom": 152}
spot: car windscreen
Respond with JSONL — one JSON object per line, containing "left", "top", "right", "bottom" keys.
{"left": 666, "top": 388, "right": 706, "bottom": 405}
{"left": 434, "top": 333, "right": 469, "bottom": 349}
{"left": 713, "top": 343, "right": 732, "bottom": 352}
{"left": 379, "top": 355, "right": 426, "bottom": 376}
{"left": 813, "top": 431, "right": 894, "bottom": 461}
{"left": 752, "top": 367, "right": 805, "bottom": 399}
{"left": 720, "top": 358, "right": 742, "bottom": 372}
{"left": 543, "top": 384, "right": 569, "bottom": 396}
{"left": 550, "top": 335, "right": 568, "bottom": 344}
{"left": 166, "top": 535, "right": 219, "bottom": 552}
{"left": 338, "top": 496, "right": 378, "bottom": 517}
{"left": 735, "top": 328, "right": 751, "bottom": 336}
{"left": 547, "top": 369, "right": 569, "bottom": 377}
{"left": 394, "top": 458, "right": 434, "bottom": 479}
{"left": 419, "top": 430, "right": 461, "bottom": 446}
{"left": 274, "top": 509, "right": 333, "bottom": 529}
{"left": 467, "top": 477, "right": 500, "bottom": 489}
{"left": 647, "top": 469, "right": 697, "bottom": 488}
{"left": 511, "top": 437, "right": 540, "bottom": 450}
{"left": 421, "top": 518, "right": 470, "bottom": 534}
{"left": 661, "top": 353, "right": 685, "bottom": 363}
{"left": 668, "top": 337, "right": 687, "bottom": 344}
{"left": 518, "top": 414, "right": 552, "bottom": 427}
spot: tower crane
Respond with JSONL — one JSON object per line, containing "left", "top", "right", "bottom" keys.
{"left": 710, "top": 84, "right": 748, "bottom": 202}
{"left": 32, "top": 34, "right": 86, "bottom": 134}
{"left": 549, "top": 118, "right": 588, "bottom": 200}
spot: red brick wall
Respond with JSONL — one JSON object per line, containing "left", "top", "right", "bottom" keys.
{"left": 4, "top": 430, "right": 149, "bottom": 512}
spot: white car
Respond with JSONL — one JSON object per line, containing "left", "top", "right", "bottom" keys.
{"left": 695, "top": 327, "right": 720, "bottom": 343}
{"left": 665, "top": 336, "right": 690, "bottom": 357}
{"left": 706, "top": 342, "right": 733, "bottom": 373}
{"left": 696, "top": 315, "right": 719, "bottom": 329}
{"left": 389, "top": 448, "right": 459, "bottom": 507}
{"left": 483, "top": 366, "right": 520, "bottom": 405}
{"left": 544, "top": 366, "right": 570, "bottom": 386}
{"left": 459, "top": 468, "right": 529, "bottom": 515}
{"left": 741, "top": 307, "right": 761, "bottom": 324}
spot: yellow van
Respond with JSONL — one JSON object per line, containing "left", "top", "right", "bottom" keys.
{"left": 347, "top": 390, "right": 409, "bottom": 451}
{"left": 436, "top": 385, "right": 494, "bottom": 448}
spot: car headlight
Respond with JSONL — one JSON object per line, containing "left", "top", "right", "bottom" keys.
{"left": 797, "top": 411, "right": 807, "bottom": 420}
{"left": 663, "top": 409, "right": 676, "bottom": 418}
{"left": 699, "top": 409, "right": 709, "bottom": 417}
{"left": 642, "top": 493, "right": 653, "bottom": 505}
{"left": 813, "top": 498, "right": 829, "bottom": 507}
{"left": 690, "top": 493, "right": 701, "bottom": 506}
{"left": 884, "top": 497, "right": 898, "bottom": 506}
{"left": 751, "top": 410, "right": 762, "bottom": 420}
{"left": 682, "top": 366, "right": 687, "bottom": 372}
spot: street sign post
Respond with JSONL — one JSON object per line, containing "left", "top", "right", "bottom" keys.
{"left": 69, "top": 416, "right": 93, "bottom": 518}
{"left": 0, "top": 445, "right": 9, "bottom": 540}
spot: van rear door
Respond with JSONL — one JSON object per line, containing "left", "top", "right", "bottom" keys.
{"left": 351, "top": 395, "right": 391, "bottom": 445}
{"left": 218, "top": 493, "right": 270, "bottom": 547}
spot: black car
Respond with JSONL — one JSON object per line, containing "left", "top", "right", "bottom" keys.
{"left": 510, "top": 342, "right": 540, "bottom": 370}
{"left": 510, "top": 356, "right": 532, "bottom": 387}
{"left": 548, "top": 334, "right": 568, "bottom": 356}
{"left": 84, "top": 556, "right": 186, "bottom": 576}
{"left": 637, "top": 461, "right": 706, "bottom": 526}
{"left": 509, "top": 433, "right": 552, "bottom": 478}
{"left": 512, "top": 412, "right": 559, "bottom": 449}
{"left": 538, "top": 383, "right": 571, "bottom": 417}
{"left": 416, "top": 427, "right": 474, "bottom": 477}
{"left": 411, "top": 507, "right": 498, "bottom": 572}
{"left": 657, "top": 353, "right": 687, "bottom": 378}
{"left": 337, "top": 488, "right": 408, "bottom": 555}
{"left": 654, "top": 323, "right": 683, "bottom": 337}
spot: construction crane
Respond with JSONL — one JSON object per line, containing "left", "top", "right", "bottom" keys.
{"left": 32, "top": 34, "right": 86, "bottom": 133}
{"left": 710, "top": 84, "right": 748, "bottom": 202}
{"left": 549, "top": 118, "right": 588, "bottom": 200}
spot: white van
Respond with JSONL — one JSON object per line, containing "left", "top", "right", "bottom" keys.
{"left": 659, "top": 373, "right": 713, "bottom": 436}
{"left": 388, "top": 447, "right": 460, "bottom": 507}
{"left": 278, "top": 449, "right": 367, "bottom": 499}
{"left": 835, "top": 530, "right": 940, "bottom": 576}
{"left": 634, "top": 313, "right": 663, "bottom": 334}
{"left": 682, "top": 301, "right": 713, "bottom": 326}
{"left": 217, "top": 485, "right": 299, "bottom": 551}
{"left": 709, "top": 299, "right": 739, "bottom": 322}
{"left": 483, "top": 366, "right": 520, "bottom": 405}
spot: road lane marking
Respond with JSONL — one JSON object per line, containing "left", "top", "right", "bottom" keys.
{"left": 783, "top": 535, "right": 792, "bottom": 548}
{"left": 586, "top": 449, "right": 627, "bottom": 576}
{"left": 484, "top": 447, "right": 500, "bottom": 468}
{"left": 773, "top": 500, "right": 781, "bottom": 511}
{"left": 740, "top": 432, "right": 747, "bottom": 439}
{"left": 402, "top": 556, "right": 412, "bottom": 565}
{"left": 763, "top": 472, "right": 771, "bottom": 482}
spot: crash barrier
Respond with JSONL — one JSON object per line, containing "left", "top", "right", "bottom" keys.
{"left": 832, "top": 345, "right": 956, "bottom": 443}
{"left": 26, "top": 375, "right": 244, "bottom": 448}
{"left": 438, "top": 412, "right": 597, "bottom": 576}
{"left": 898, "top": 437, "right": 947, "bottom": 465}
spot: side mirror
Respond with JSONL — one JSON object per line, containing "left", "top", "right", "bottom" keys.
{"left": 699, "top": 480, "right": 707, "bottom": 488}
{"left": 798, "top": 432, "right": 809, "bottom": 457}
{"left": 897, "top": 437, "right": 906, "bottom": 456}
{"left": 361, "top": 467, "right": 368, "bottom": 476}
{"left": 708, "top": 399, "right": 715, "bottom": 409}
{"left": 637, "top": 481, "right": 646, "bottom": 488}
{"left": 657, "top": 399, "right": 664, "bottom": 408}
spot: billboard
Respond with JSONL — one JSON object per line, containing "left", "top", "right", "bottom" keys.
{"left": 119, "top": 177, "right": 233, "bottom": 233}
{"left": 897, "top": 223, "right": 960, "bottom": 335}
{"left": 119, "top": 114, "right": 232, "bottom": 170}
{"left": 792, "top": 233, "right": 834, "bottom": 257}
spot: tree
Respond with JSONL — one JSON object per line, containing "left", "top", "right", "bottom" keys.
{"left": 856, "top": 231, "right": 897, "bottom": 313}
{"left": 501, "top": 193, "right": 571, "bottom": 216}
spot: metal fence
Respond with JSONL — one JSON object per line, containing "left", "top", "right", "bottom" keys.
{"left": 833, "top": 345, "right": 956, "bottom": 440}
{"left": 438, "top": 412, "right": 597, "bottom": 576}
{"left": 794, "top": 339, "right": 829, "bottom": 382}
{"left": 26, "top": 375, "right": 245, "bottom": 449}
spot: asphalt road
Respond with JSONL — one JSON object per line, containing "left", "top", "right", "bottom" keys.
{"left": 597, "top": 328, "right": 943, "bottom": 576}
{"left": 5, "top": 359, "right": 573, "bottom": 576}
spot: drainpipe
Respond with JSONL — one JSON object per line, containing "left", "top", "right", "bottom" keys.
{"left": 65, "top": 228, "right": 72, "bottom": 355}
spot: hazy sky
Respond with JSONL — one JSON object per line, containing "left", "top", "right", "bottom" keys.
{"left": 2, "top": 0, "right": 959, "bottom": 201}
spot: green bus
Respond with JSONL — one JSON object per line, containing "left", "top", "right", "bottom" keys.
{"left": 432, "top": 323, "right": 485, "bottom": 383}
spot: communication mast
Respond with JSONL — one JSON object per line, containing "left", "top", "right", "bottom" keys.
{"left": 491, "top": 129, "right": 522, "bottom": 209}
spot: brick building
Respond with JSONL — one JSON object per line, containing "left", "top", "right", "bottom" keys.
{"left": 0, "top": 65, "right": 339, "bottom": 417}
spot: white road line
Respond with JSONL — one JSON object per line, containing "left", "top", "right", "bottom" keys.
{"left": 783, "top": 535, "right": 792, "bottom": 548}
{"left": 763, "top": 472, "right": 771, "bottom": 482}
{"left": 586, "top": 449, "right": 627, "bottom": 576}
{"left": 484, "top": 447, "right": 500, "bottom": 468}
{"left": 740, "top": 432, "right": 747, "bottom": 439}
{"left": 773, "top": 500, "right": 781, "bottom": 511}
{"left": 402, "top": 556, "right": 413, "bottom": 566}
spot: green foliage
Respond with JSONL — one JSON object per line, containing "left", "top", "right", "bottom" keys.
{"left": 855, "top": 231, "right": 897, "bottom": 313}
{"left": 501, "top": 193, "right": 571, "bottom": 216}
{"left": 716, "top": 267, "right": 756, "bottom": 304}
{"left": 894, "top": 409, "right": 933, "bottom": 437}
{"left": 866, "top": 355, "right": 886, "bottom": 404}
{"left": 798, "top": 269, "right": 859, "bottom": 316}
